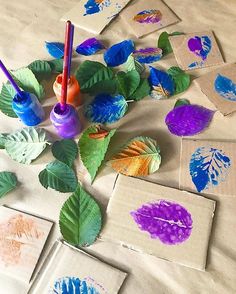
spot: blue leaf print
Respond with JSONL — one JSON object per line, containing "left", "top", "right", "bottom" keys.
{"left": 49, "top": 276, "right": 101, "bottom": 294}
{"left": 104, "top": 40, "right": 135, "bottom": 67}
{"left": 84, "top": 0, "right": 111, "bottom": 16}
{"left": 148, "top": 66, "right": 174, "bottom": 99}
{"left": 45, "top": 42, "right": 64, "bottom": 59}
{"left": 188, "top": 36, "right": 212, "bottom": 61}
{"left": 214, "top": 74, "right": 236, "bottom": 102}
{"left": 190, "top": 146, "right": 231, "bottom": 192}
{"left": 84, "top": 94, "right": 128, "bottom": 124}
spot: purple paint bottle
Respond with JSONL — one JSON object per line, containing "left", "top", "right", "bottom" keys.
{"left": 12, "top": 91, "right": 45, "bottom": 126}
{"left": 50, "top": 103, "right": 81, "bottom": 139}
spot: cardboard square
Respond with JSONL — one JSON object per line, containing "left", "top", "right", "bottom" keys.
{"left": 180, "top": 139, "right": 236, "bottom": 197}
{"left": 195, "top": 63, "right": 236, "bottom": 115}
{"left": 169, "top": 31, "right": 224, "bottom": 70}
{"left": 120, "top": 0, "right": 180, "bottom": 38}
{"left": 61, "top": 0, "right": 131, "bottom": 34}
{"left": 29, "top": 240, "right": 127, "bottom": 294}
{"left": 0, "top": 206, "right": 53, "bottom": 283}
{"left": 101, "top": 175, "right": 215, "bottom": 270}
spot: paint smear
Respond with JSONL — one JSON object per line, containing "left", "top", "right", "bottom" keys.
{"left": 50, "top": 276, "right": 108, "bottom": 294}
{"left": 0, "top": 214, "right": 43, "bottom": 266}
{"left": 133, "top": 9, "right": 162, "bottom": 24}
{"left": 214, "top": 74, "right": 236, "bottom": 101}
{"left": 84, "top": 0, "right": 111, "bottom": 16}
{"left": 131, "top": 200, "right": 193, "bottom": 245}
{"left": 190, "top": 146, "right": 231, "bottom": 192}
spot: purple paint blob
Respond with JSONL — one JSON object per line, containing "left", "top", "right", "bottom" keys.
{"left": 131, "top": 200, "right": 193, "bottom": 245}
{"left": 165, "top": 104, "right": 215, "bottom": 136}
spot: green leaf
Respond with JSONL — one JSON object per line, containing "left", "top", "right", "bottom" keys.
{"left": 174, "top": 98, "right": 190, "bottom": 108}
{"left": 59, "top": 184, "right": 102, "bottom": 246}
{"left": 167, "top": 66, "right": 191, "bottom": 95}
{"left": 11, "top": 68, "right": 45, "bottom": 100}
{"left": 28, "top": 60, "right": 52, "bottom": 81}
{"left": 158, "top": 32, "right": 184, "bottom": 56}
{"left": 79, "top": 125, "right": 116, "bottom": 182}
{"left": 52, "top": 139, "right": 78, "bottom": 167}
{"left": 75, "top": 61, "right": 114, "bottom": 92}
{"left": 123, "top": 55, "right": 145, "bottom": 74}
{"left": 0, "top": 83, "right": 18, "bottom": 117}
{"left": 132, "top": 79, "right": 151, "bottom": 101}
{"left": 47, "top": 59, "right": 63, "bottom": 73}
{"left": 116, "top": 70, "right": 140, "bottom": 99}
{"left": 86, "top": 79, "right": 117, "bottom": 96}
{"left": 0, "top": 134, "right": 7, "bottom": 149}
{"left": 3, "top": 127, "right": 51, "bottom": 164}
{"left": 39, "top": 160, "right": 77, "bottom": 193}
{"left": 0, "top": 172, "right": 18, "bottom": 198}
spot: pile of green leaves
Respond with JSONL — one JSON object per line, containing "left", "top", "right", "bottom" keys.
{"left": 0, "top": 59, "right": 62, "bottom": 118}
{"left": 75, "top": 60, "right": 151, "bottom": 102}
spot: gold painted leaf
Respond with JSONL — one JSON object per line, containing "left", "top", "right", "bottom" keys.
{"left": 108, "top": 136, "right": 161, "bottom": 176}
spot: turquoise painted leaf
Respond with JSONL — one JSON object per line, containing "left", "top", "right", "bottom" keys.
{"left": 148, "top": 67, "right": 174, "bottom": 99}
{"left": 190, "top": 146, "right": 231, "bottom": 192}
{"left": 214, "top": 74, "right": 236, "bottom": 101}
{"left": 84, "top": 94, "right": 128, "bottom": 124}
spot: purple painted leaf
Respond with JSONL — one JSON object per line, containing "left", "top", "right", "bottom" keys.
{"left": 76, "top": 38, "right": 105, "bottom": 56}
{"left": 133, "top": 10, "right": 162, "bottom": 24}
{"left": 133, "top": 48, "right": 162, "bottom": 64}
{"left": 131, "top": 200, "right": 193, "bottom": 245}
{"left": 165, "top": 104, "right": 215, "bottom": 136}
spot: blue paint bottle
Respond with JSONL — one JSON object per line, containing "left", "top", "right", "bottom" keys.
{"left": 12, "top": 91, "right": 45, "bottom": 126}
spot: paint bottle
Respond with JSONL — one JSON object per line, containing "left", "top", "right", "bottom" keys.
{"left": 50, "top": 103, "right": 81, "bottom": 139}
{"left": 53, "top": 74, "right": 81, "bottom": 108}
{"left": 12, "top": 91, "right": 45, "bottom": 126}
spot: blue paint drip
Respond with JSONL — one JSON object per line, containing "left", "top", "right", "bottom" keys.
{"left": 189, "top": 146, "right": 231, "bottom": 192}
{"left": 214, "top": 74, "right": 236, "bottom": 101}
{"left": 84, "top": 0, "right": 111, "bottom": 16}
{"left": 51, "top": 277, "right": 100, "bottom": 294}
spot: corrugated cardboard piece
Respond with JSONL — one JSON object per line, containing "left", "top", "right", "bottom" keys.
{"left": 169, "top": 31, "right": 224, "bottom": 70}
{"left": 195, "top": 63, "right": 236, "bottom": 115}
{"left": 101, "top": 175, "right": 215, "bottom": 271}
{"left": 0, "top": 206, "right": 53, "bottom": 283}
{"left": 61, "top": 0, "right": 131, "bottom": 34}
{"left": 180, "top": 138, "right": 236, "bottom": 197}
{"left": 29, "top": 240, "right": 127, "bottom": 294}
{"left": 120, "top": 0, "right": 179, "bottom": 38}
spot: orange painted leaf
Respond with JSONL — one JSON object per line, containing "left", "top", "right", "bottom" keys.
{"left": 108, "top": 136, "right": 161, "bottom": 176}
{"left": 88, "top": 128, "right": 109, "bottom": 139}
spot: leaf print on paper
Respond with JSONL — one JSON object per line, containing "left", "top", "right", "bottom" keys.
{"left": 214, "top": 74, "right": 236, "bottom": 102}
{"left": 131, "top": 200, "right": 193, "bottom": 245}
{"left": 49, "top": 276, "right": 107, "bottom": 294}
{"left": 133, "top": 10, "right": 162, "bottom": 24}
{"left": 188, "top": 36, "right": 212, "bottom": 60}
{"left": 0, "top": 214, "right": 43, "bottom": 266}
{"left": 190, "top": 146, "right": 231, "bottom": 192}
{"left": 108, "top": 136, "right": 161, "bottom": 176}
{"left": 84, "top": 0, "right": 111, "bottom": 16}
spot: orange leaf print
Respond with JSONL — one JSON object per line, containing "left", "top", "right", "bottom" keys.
{"left": 108, "top": 136, "right": 161, "bottom": 176}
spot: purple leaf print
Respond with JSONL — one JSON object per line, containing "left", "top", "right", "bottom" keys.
{"left": 131, "top": 200, "right": 193, "bottom": 245}
{"left": 188, "top": 36, "right": 212, "bottom": 61}
{"left": 165, "top": 104, "right": 215, "bottom": 136}
{"left": 133, "top": 10, "right": 162, "bottom": 24}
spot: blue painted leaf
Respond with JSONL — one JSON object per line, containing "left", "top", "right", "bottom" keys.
{"left": 133, "top": 48, "right": 162, "bottom": 64}
{"left": 148, "top": 66, "right": 174, "bottom": 98}
{"left": 76, "top": 38, "right": 105, "bottom": 56}
{"left": 133, "top": 9, "right": 162, "bottom": 24}
{"left": 50, "top": 276, "right": 102, "bottom": 294}
{"left": 190, "top": 146, "right": 231, "bottom": 192}
{"left": 165, "top": 104, "right": 214, "bottom": 136}
{"left": 214, "top": 74, "right": 236, "bottom": 101}
{"left": 85, "top": 94, "right": 128, "bottom": 124}
{"left": 45, "top": 42, "right": 64, "bottom": 59}
{"left": 104, "top": 40, "right": 135, "bottom": 67}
